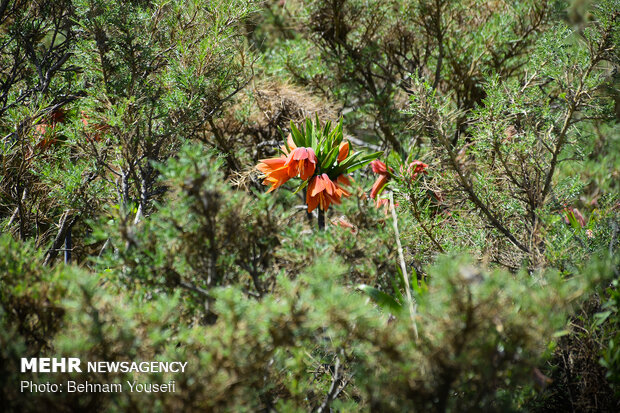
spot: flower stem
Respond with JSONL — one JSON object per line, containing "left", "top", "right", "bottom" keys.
{"left": 389, "top": 191, "right": 418, "bottom": 340}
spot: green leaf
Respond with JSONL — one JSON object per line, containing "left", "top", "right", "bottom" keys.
{"left": 357, "top": 284, "right": 403, "bottom": 314}
{"left": 333, "top": 151, "right": 362, "bottom": 173}
{"left": 390, "top": 277, "right": 405, "bottom": 305}
{"left": 290, "top": 121, "right": 305, "bottom": 148}
{"left": 567, "top": 211, "right": 581, "bottom": 231}
{"left": 292, "top": 179, "right": 309, "bottom": 195}
{"left": 334, "top": 151, "right": 382, "bottom": 175}
{"left": 319, "top": 130, "right": 332, "bottom": 157}
{"left": 411, "top": 269, "right": 428, "bottom": 298}
{"left": 322, "top": 119, "right": 332, "bottom": 140}
{"left": 594, "top": 310, "right": 612, "bottom": 326}
{"left": 321, "top": 146, "right": 339, "bottom": 170}
{"left": 306, "top": 117, "right": 314, "bottom": 148}
{"left": 278, "top": 126, "right": 291, "bottom": 153}
{"left": 327, "top": 118, "right": 343, "bottom": 148}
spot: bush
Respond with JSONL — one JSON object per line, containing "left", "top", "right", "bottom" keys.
{"left": 3, "top": 232, "right": 616, "bottom": 411}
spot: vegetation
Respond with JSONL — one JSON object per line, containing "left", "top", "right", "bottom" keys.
{"left": 1, "top": 0, "right": 618, "bottom": 411}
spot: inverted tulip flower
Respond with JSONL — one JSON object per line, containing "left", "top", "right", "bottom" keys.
{"left": 307, "top": 174, "right": 343, "bottom": 212}
{"left": 369, "top": 159, "right": 428, "bottom": 211}
{"left": 286, "top": 146, "right": 317, "bottom": 180}
{"left": 255, "top": 116, "right": 381, "bottom": 230}
{"left": 402, "top": 160, "right": 428, "bottom": 181}
{"left": 374, "top": 197, "right": 392, "bottom": 214}
{"left": 370, "top": 174, "right": 389, "bottom": 199}
{"left": 371, "top": 159, "right": 390, "bottom": 174}
{"left": 34, "top": 108, "right": 66, "bottom": 151}
{"left": 563, "top": 206, "right": 586, "bottom": 227}
{"left": 370, "top": 160, "right": 393, "bottom": 199}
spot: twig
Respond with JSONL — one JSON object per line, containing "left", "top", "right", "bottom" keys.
{"left": 409, "top": 193, "right": 445, "bottom": 253}
{"left": 443, "top": 139, "right": 530, "bottom": 253}
{"left": 5, "top": 187, "right": 27, "bottom": 229}
{"left": 389, "top": 191, "right": 419, "bottom": 340}
{"left": 610, "top": 220, "right": 618, "bottom": 257}
{"left": 316, "top": 353, "right": 348, "bottom": 413}
{"left": 178, "top": 280, "right": 213, "bottom": 300}
{"left": 43, "top": 211, "right": 78, "bottom": 266}
{"left": 98, "top": 238, "right": 110, "bottom": 258}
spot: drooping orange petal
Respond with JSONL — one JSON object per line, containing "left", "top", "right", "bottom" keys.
{"left": 337, "top": 141, "right": 349, "bottom": 162}
{"left": 286, "top": 160, "right": 298, "bottom": 177}
{"left": 287, "top": 134, "right": 297, "bottom": 151}
{"left": 319, "top": 192, "right": 330, "bottom": 211}
{"left": 281, "top": 134, "right": 298, "bottom": 156}
{"left": 262, "top": 170, "right": 289, "bottom": 192}
{"left": 322, "top": 174, "right": 336, "bottom": 195}
{"left": 256, "top": 156, "right": 287, "bottom": 174}
{"left": 292, "top": 147, "right": 308, "bottom": 161}
{"left": 310, "top": 174, "right": 326, "bottom": 196}
{"left": 326, "top": 191, "right": 341, "bottom": 205}
{"left": 335, "top": 183, "right": 350, "bottom": 197}
{"left": 307, "top": 193, "right": 319, "bottom": 212}
{"left": 307, "top": 177, "right": 321, "bottom": 212}
{"left": 370, "top": 174, "right": 389, "bottom": 199}
{"left": 337, "top": 174, "right": 352, "bottom": 186}
{"left": 286, "top": 147, "right": 317, "bottom": 179}
{"left": 299, "top": 159, "right": 316, "bottom": 180}
{"left": 370, "top": 160, "right": 388, "bottom": 174}
{"left": 307, "top": 148, "right": 317, "bottom": 164}
{"left": 306, "top": 173, "right": 351, "bottom": 212}
{"left": 256, "top": 156, "right": 291, "bottom": 192}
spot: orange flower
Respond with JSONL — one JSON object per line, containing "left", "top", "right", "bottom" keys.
{"left": 370, "top": 174, "right": 389, "bottom": 199}
{"left": 256, "top": 142, "right": 317, "bottom": 192}
{"left": 336, "top": 174, "right": 353, "bottom": 192}
{"left": 369, "top": 160, "right": 393, "bottom": 199}
{"left": 563, "top": 206, "right": 586, "bottom": 227}
{"left": 34, "top": 109, "right": 66, "bottom": 151}
{"left": 81, "top": 111, "right": 108, "bottom": 142}
{"left": 375, "top": 197, "right": 390, "bottom": 214}
{"left": 286, "top": 147, "right": 317, "bottom": 180}
{"left": 256, "top": 156, "right": 291, "bottom": 192}
{"left": 337, "top": 141, "right": 349, "bottom": 162}
{"left": 375, "top": 196, "right": 398, "bottom": 213}
{"left": 332, "top": 215, "right": 358, "bottom": 234}
{"left": 370, "top": 160, "right": 391, "bottom": 174}
{"left": 402, "top": 160, "right": 428, "bottom": 181}
{"left": 34, "top": 123, "right": 57, "bottom": 151}
{"left": 306, "top": 173, "right": 350, "bottom": 212}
